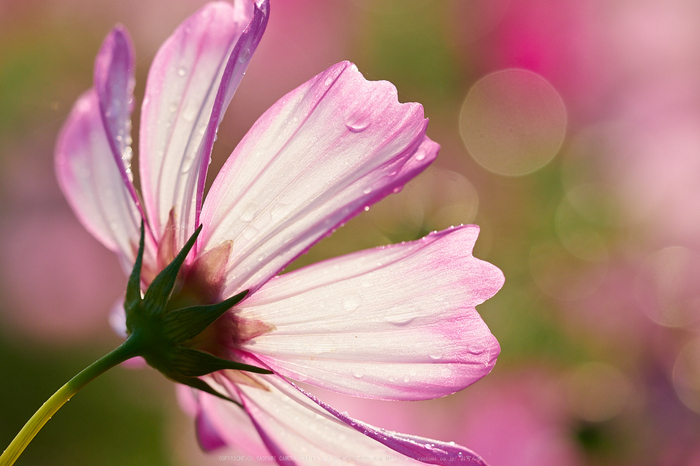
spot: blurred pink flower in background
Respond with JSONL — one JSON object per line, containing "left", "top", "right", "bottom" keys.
{"left": 0, "top": 137, "right": 125, "bottom": 344}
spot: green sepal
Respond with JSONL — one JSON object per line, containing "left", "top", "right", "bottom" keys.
{"left": 163, "top": 290, "right": 248, "bottom": 344}
{"left": 168, "top": 346, "right": 272, "bottom": 377}
{"left": 122, "top": 223, "right": 268, "bottom": 405}
{"left": 167, "top": 371, "right": 242, "bottom": 408}
{"left": 125, "top": 221, "right": 146, "bottom": 325}
{"left": 143, "top": 224, "right": 202, "bottom": 314}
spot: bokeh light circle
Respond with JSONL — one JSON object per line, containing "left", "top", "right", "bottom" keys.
{"left": 673, "top": 339, "right": 700, "bottom": 414}
{"left": 459, "top": 69, "right": 567, "bottom": 176}
{"left": 564, "top": 362, "right": 633, "bottom": 422}
{"left": 636, "top": 247, "right": 700, "bottom": 328}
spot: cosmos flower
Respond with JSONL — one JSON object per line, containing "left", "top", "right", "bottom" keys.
{"left": 54, "top": 0, "right": 504, "bottom": 463}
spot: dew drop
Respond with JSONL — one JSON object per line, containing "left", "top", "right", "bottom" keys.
{"left": 177, "top": 67, "right": 186, "bottom": 77}
{"left": 362, "top": 187, "right": 372, "bottom": 195}
{"left": 429, "top": 352, "right": 443, "bottom": 360}
{"left": 352, "top": 370, "right": 364, "bottom": 379}
{"left": 182, "top": 105, "right": 196, "bottom": 122}
{"left": 384, "top": 314, "right": 416, "bottom": 326}
{"left": 238, "top": 48, "right": 251, "bottom": 63}
{"left": 181, "top": 153, "right": 196, "bottom": 173}
{"left": 240, "top": 205, "right": 256, "bottom": 222}
{"left": 415, "top": 151, "right": 426, "bottom": 161}
{"left": 121, "top": 146, "right": 133, "bottom": 163}
{"left": 345, "top": 119, "right": 371, "bottom": 133}
{"left": 343, "top": 298, "right": 360, "bottom": 311}
{"left": 324, "top": 76, "right": 334, "bottom": 86}
{"left": 269, "top": 204, "right": 288, "bottom": 222}
{"left": 242, "top": 226, "right": 259, "bottom": 241}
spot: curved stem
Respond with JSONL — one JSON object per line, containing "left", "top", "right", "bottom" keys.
{"left": 0, "top": 337, "right": 142, "bottom": 466}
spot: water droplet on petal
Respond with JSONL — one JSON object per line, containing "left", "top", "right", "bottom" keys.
{"left": 343, "top": 298, "right": 360, "bottom": 311}
{"left": 384, "top": 313, "right": 416, "bottom": 326}
{"left": 122, "top": 146, "right": 133, "bottom": 164}
{"left": 429, "top": 352, "right": 443, "bottom": 360}
{"left": 345, "top": 118, "right": 371, "bottom": 133}
{"left": 240, "top": 205, "right": 256, "bottom": 222}
{"left": 352, "top": 370, "right": 364, "bottom": 379}
{"left": 182, "top": 105, "right": 196, "bottom": 122}
{"left": 177, "top": 67, "right": 186, "bottom": 77}
{"left": 242, "top": 226, "right": 259, "bottom": 241}
{"left": 324, "top": 76, "right": 334, "bottom": 86}
{"left": 238, "top": 48, "right": 251, "bottom": 63}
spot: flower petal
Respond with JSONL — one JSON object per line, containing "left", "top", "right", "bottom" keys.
{"left": 178, "top": 379, "right": 270, "bottom": 457}
{"left": 212, "top": 373, "right": 486, "bottom": 465}
{"left": 294, "top": 381, "right": 487, "bottom": 466}
{"left": 55, "top": 90, "right": 141, "bottom": 265}
{"left": 93, "top": 26, "right": 148, "bottom": 232}
{"left": 201, "top": 61, "right": 438, "bottom": 296}
{"left": 139, "top": 0, "right": 268, "bottom": 254}
{"left": 237, "top": 225, "right": 502, "bottom": 401}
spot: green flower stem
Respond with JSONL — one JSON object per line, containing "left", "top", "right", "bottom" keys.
{"left": 0, "top": 336, "right": 143, "bottom": 466}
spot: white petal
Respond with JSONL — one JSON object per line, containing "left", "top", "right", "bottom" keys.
{"left": 206, "top": 373, "right": 486, "bottom": 465}
{"left": 55, "top": 90, "right": 141, "bottom": 265}
{"left": 222, "top": 374, "right": 425, "bottom": 464}
{"left": 184, "top": 377, "right": 271, "bottom": 457}
{"left": 139, "top": 0, "right": 267, "bottom": 252}
{"left": 201, "top": 61, "right": 438, "bottom": 297}
{"left": 237, "top": 226, "right": 503, "bottom": 400}
{"left": 93, "top": 26, "right": 147, "bottom": 227}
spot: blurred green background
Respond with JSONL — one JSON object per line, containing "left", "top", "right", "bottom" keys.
{"left": 3, "top": 0, "right": 700, "bottom": 464}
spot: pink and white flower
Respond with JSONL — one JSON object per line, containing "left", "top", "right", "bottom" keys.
{"left": 54, "top": 1, "right": 504, "bottom": 464}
